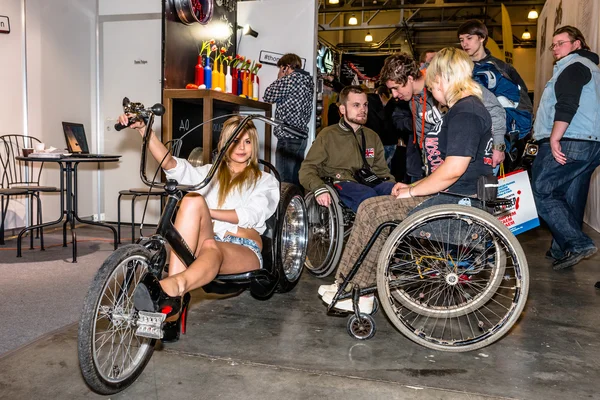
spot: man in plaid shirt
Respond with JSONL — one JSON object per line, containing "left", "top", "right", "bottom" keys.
{"left": 263, "top": 53, "right": 314, "bottom": 186}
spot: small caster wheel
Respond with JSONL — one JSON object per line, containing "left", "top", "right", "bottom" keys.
{"left": 346, "top": 313, "right": 376, "bottom": 340}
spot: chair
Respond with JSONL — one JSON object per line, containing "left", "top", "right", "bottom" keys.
{"left": 0, "top": 185, "right": 29, "bottom": 245}
{"left": 0, "top": 134, "right": 61, "bottom": 249}
{"left": 117, "top": 187, "right": 167, "bottom": 243}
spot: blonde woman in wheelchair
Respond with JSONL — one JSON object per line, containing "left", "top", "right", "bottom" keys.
{"left": 319, "top": 47, "right": 495, "bottom": 313}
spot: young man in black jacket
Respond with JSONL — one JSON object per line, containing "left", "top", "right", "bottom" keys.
{"left": 365, "top": 86, "right": 400, "bottom": 169}
{"left": 458, "top": 20, "right": 533, "bottom": 170}
{"left": 457, "top": 20, "right": 532, "bottom": 115}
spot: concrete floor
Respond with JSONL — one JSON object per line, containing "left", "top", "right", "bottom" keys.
{"left": 0, "top": 224, "right": 599, "bottom": 399}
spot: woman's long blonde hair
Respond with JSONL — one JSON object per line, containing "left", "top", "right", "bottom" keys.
{"left": 216, "top": 116, "right": 261, "bottom": 207}
{"left": 425, "top": 47, "right": 482, "bottom": 106}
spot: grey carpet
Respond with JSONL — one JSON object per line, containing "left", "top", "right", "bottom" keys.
{"left": 0, "top": 226, "right": 117, "bottom": 356}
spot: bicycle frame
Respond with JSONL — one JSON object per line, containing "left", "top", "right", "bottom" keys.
{"left": 131, "top": 109, "right": 305, "bottom": 271}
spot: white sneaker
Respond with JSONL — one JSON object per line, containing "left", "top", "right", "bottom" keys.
{"left": 322, "top": 291, "right": 374, "bottom": 314}
{"left": 318, "top": 282, "right": 339, "bottom": 297}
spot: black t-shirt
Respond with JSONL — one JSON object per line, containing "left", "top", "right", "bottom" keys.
{"left": 422, "top": 96, "right": 493, "bottom": 195}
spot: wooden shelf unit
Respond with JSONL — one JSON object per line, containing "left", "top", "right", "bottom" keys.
{"left": 162, "top": 89, "right": 273, "bottom": 164}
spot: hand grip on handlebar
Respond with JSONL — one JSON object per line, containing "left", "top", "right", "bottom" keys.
{"left": 114, "top": 117, "right": 138, "bottom": 132}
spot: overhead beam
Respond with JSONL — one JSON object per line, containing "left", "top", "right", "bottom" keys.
{"left": 319, "top": 1, "right": 546, "bottom": 14}
{"left": 319, "top": 21, "right": 539, "bottom": 31}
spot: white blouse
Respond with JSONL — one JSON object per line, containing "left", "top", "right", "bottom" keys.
{"left": 164, "top": 158, "right": 280, "bottom": 239}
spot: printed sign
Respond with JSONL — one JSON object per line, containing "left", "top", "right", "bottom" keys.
{"left": 497, "top": 169, "right": 540, "bottom": 235}
{"left": 0, "top": 16, "right": 10, "bottom": 34}
{"left": 259, "top": 50, "right": 306, "bottom": 69}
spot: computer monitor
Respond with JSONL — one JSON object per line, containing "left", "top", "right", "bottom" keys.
{"left": 62, "top": 122, "right": 90, "bottom": 154}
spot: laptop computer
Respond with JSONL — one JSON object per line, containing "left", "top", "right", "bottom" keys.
{"left": 62, "top": 122, "right": 121, "bottom": 158}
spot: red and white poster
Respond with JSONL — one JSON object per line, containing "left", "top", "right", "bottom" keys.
{"left": 497, "top": 170, "right": 540, "bottom": 235}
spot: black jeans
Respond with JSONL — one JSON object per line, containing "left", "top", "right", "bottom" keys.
{"left": 275, "top": 137, "right": 307, "bottom": 187}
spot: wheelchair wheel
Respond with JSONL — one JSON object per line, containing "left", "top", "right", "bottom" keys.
{"left": 276, "top": 183, "right": 308, "bottom": 292}
{"left": 78, "top": 245, "right": 156, "bottom": 394}
{"left": 304, "top": 186, "right": 344, "bottom": 278}
{"left": 376, "top": 205, "right": 528, "bottom": 352}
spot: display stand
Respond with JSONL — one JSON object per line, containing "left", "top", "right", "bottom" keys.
{"left": 162, "top": 90, "right": 273, "bottom": 164}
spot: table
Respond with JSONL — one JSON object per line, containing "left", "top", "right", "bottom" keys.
{"left": 15, "top": 156, "right": 120, "bottom": 262}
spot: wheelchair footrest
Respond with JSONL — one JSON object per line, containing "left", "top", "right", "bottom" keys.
{"left": 135, "top": 311, "right": 166, "bottom": 339}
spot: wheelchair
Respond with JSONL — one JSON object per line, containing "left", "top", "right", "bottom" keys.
{"left": 326, "top": 194, "right": 529, "bottom": 352}
{"left": 304, "top": 179, "right": 355, "bottom": 277}
{"left": 77, "top": 107, "right": 308, "bottom": 395}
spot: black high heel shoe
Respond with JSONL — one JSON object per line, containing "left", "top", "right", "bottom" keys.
{"left": 133, "top": 273, "right": 182, "bottom": 318}
{"left": 162, "top": 292, "right": 191, "bottom": 343}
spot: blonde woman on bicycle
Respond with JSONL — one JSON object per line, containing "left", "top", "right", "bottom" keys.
{"left": 117, "top": 114, "right": 279, "bottom": 341}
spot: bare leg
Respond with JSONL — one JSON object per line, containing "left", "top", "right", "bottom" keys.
{"left": 162, "top": 193, "right": 261, "bottom": 297}
{"left": 168, "top": 193, "right": 214, "bottom": 276}
{"left": 163, "top": 240, "right": 261, "bottom": 297}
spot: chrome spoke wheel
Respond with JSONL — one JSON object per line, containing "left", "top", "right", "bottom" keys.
{"left": 281, "top": 194, "right": 308, "bottom": 282}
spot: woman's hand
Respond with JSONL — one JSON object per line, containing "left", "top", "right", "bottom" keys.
{"left": 118, "top": 112, "right": 175, "bottom": 170}
{"left": 395, "top": 187, "right": 412, "bottom": 199}
{"left": 391, "top": 182, "right": 410, "bottom": 196}
{"left": 117, "top": 113, "right": 146, "bottom": 137}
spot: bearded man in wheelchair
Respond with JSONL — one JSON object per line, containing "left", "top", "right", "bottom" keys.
{"left": 299, "top": 85, "right": 396, "bottom": 213}
{"left": 318, "top": 48, "right": 497, "bottom": 314}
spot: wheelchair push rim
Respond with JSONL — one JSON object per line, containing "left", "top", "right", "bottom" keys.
{"left": 376, "top": 204, "right": 529, "bottom": 352}
{"left": 304, "top": 187, "right": 344, "bottom": 278}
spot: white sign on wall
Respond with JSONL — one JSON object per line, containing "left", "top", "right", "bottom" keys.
{"left": 0, "top": 16, "right": 10, "bottom": 34}
{"left": 259, "top": 50, "right": 306, "bottom": 69}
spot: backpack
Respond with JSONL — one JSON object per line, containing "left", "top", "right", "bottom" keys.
{"left": 472, "top": 61, "right": 533, "bottom": 139}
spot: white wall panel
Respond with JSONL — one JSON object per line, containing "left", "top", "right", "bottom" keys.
{"left": 25, "top": 0, "right": 98, "bottom": 221}
{"left": 1, "top": 0, "right": 97, "bottom": 231}
{"left": 99, "top": 0, "right": 161, "bottom": 15}
{"left": 101, "top": 19, "right": 163, "bottom": 225}
{"left": 0, "top": 0, "right": 25, "bottom": 134}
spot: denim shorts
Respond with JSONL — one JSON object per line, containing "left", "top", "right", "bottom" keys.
{"left": 214, "top": 235, "right": 263, "bottom": 269}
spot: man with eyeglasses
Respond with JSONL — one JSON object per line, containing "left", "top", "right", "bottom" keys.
{"left": 532, "top": 25, "right": 600, "bottom": 271}
{"left": 263, "top": 53, "right": 314, "bottom": 187}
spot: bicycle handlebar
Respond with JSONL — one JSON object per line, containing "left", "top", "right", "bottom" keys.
{"left": 122, "top": 97, "right": 307, "bottom": 192}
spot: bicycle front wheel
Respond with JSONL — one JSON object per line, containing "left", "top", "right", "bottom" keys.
{"left": 78, "top": 244, "right": 156, "bottom": 394}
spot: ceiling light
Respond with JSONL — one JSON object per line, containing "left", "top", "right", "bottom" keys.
{"left": 522, "top": 28, "right": 531, "bottom": 40}
{"left": 348, "top": 14, "right": 358, "bottom": 25}
{"left": 328, "top": 0, "right": 339, "bottom": 4}
{"left": 365, "top": 32, "right": 373, "bottom": 42}
{"left": 528, "top": 7, "right": 538, "bottom": 20}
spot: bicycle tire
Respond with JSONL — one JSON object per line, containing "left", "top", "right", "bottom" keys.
{"left": 78, "top": 245, "right": 156, "bottom": 394}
